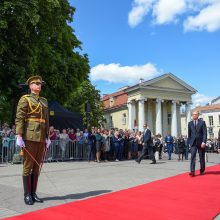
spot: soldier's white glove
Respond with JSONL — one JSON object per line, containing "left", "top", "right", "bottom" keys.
{"left": 16, "top": 136, "right": 25, "bottom": 148}
{"left": 46, "top": 138, "right": 51, "bottom": 148}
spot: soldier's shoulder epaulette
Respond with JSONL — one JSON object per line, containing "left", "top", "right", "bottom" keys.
{"left": 21, "top": 94, "right": 31, "bottom": 98}
{"left": 19, "top": 94, "right": 31, "bottom": 102}
{"left": 39, "top": 97, "right": 48, "bottom": 102}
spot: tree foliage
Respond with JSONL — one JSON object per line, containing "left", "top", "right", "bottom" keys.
{"left": 65, "top": 80, "right": 106, "bottom": 128}
{"left": 0, "top": 0, "right": 90, "bottom": 124}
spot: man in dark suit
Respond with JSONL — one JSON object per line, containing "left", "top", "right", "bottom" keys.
{"left": 187, "top": 110, "right": 207, "bottom": 177}
{"left": 135, "top": 123, "right": 156, "bottom": 164}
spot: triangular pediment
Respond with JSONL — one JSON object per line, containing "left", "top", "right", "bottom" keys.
{"left": 140, "top": 73, "right": 197, "bottom": 93}
{"left": 150, "top": 77, "right": 188, "bottom": 90}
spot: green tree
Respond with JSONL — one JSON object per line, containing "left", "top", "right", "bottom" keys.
{"left": 65, "top": 80, "right": 105, "bottom": 128}
{"left": 0, "top": 0, "right": 89, "bottom": 124}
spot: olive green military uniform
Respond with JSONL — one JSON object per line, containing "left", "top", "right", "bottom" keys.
{"left": 15, "top": 75, "right": 49, "bottom": 205}
{"left": 15, "top": 93, "right": 49, "bottom": 175}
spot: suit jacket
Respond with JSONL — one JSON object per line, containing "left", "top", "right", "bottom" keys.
{"left": 143, "top": 128, "right": 152, "bottom": 147}
{"left": 187, "top": 119, "right": 207, "bottom": 148}
{"left": 165, "top": 135, "right": 174, "bottom": 147}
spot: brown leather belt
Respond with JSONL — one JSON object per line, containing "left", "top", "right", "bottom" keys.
{"left": 26, "top": 118, "right": 46, "bottom": 123}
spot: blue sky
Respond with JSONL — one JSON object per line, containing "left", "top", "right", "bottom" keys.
{"left": 70, "top": 0, "right": 220, "bottom": 106}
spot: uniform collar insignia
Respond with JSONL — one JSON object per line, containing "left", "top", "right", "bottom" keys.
{"left": 31, "top": 93, "right": 39, "bottom": 101}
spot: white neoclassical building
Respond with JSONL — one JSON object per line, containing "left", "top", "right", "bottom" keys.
{"left": 102, "top": 73, "right": 197, "bottom": 137}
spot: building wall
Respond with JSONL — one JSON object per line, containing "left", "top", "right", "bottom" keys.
{"left": 181, "top": 114, "right": 187, "bottom": 136}
{"left": 200, "top": 110, "right": 220, "bottom": 138}
{"left": 104, "top": 109, "right": 128, "bottom": 130}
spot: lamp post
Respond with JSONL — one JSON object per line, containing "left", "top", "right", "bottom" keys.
{"left": 85, "top": 101, "right": 91, "bottom": 129}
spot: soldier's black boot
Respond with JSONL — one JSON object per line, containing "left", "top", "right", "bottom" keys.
{"left": 23, "top": 175, "right": 34, "bottom": 205}
{"left": 31, "top": 174, "right": 43, "bottom": 203}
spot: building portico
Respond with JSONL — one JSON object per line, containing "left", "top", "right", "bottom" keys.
{"left": 102, "top": 73, "right": 197, "bottom": 137}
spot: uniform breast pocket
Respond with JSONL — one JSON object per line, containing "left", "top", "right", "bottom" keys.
{"left": 26, "top": 123, "right": 35, "bottom": 140}
{"left": 27, "top": 123, "right": 35, "bottom": 130}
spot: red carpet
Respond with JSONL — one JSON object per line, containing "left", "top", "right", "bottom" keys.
{"left": 5, "top": 165, "right": 220, "bottom": 220}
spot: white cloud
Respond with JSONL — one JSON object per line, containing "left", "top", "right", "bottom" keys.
{"left": 128, "top": 0, "right": 155, "bottom": 27}
{"left": 153, "top": 0, "right": 186, "bottom": 24}
{"left": 184, "top": 2, "right": 220, "bottom": 32}
{"left": 128, "top": 0, "right": 220, "bottom": 32}
{"left": 90, "top": 63, "right": 160, "bottom": 84}
{"left": 192, "top": 93, "right": 214, "bottom": 107}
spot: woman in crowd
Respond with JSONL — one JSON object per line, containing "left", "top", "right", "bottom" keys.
{"left": 123, "top": 131, "right": 130, "bottom": 160}
{"left": 68, "top": 129, "right": 76, "bottom": 141}
{"left": 49, "top": 126, "right": 57, "bottom": 140}
{"left": 102, "top": 130, "right": 111, "bottom": 161}
{"left": 95, "top": 128, "right": 102, "bottom": 163}
{"left": 177, "top": 135, "right": 185, "bottom": 161}
{"left": 87, "top": 128, "right": 96, "bottom": 162}
{"left": 136, "top": 131, "right": 143, "bottom": 158}
{"left": 76, "top": 131, "right": 85, "bottom": 159}
{"left": 118, "top": 129, "right": 125, "bottom": 160}
{"left": 112, "top": 131, "right": 120, "bottom": 161}
{"left": 59, "top": 129, "right": 69, "bottom": 160}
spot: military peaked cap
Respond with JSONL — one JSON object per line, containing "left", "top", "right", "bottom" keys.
{"left": 26, "top": 75, "right": 43, "bottom": 85}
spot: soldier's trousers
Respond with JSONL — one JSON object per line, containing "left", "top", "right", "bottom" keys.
{"left": 23, "top": 141, "right": 45, "bottom": 176}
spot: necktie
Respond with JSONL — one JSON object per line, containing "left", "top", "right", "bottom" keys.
{"left": 194, "top": 120, "right": 197, "bottom": 130}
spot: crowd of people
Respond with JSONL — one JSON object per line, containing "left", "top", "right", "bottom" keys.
{"left": 0, "top": 123, "right": 16, "bottom": 148}
{"left": 48, "top": 125, "right": 188, "bottom": 162}
{"left": 1, "top": 122, "right": 219, "bottom": 163}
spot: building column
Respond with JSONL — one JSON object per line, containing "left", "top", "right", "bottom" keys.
{"left": 177, "top": 103, "right": 181, "bottom": 137}
{"left": 127, "top": 102, "right": 132, "bottom": 130}
{"left": 138, "top": 99, "right": 146, "bottom": 132}
{"left": 171, "top": 100, "right": 178, "bottom": 137}
{"left": 132, "top": 101, "right": 137, "bottom": 130}
{"left": 156, "top": 99, "right": 163, "bottom": 135}
{"left": 128, "top": 100, "right": 136, "bottom": 131}
{"left": 147, "top": 101, "right": 153, "bottom": 130}
{"left": 186, "top": 102, "right": 192, "bottom": 135}
{"left": 162, "top": 101, "right": 168, "bottom": 136}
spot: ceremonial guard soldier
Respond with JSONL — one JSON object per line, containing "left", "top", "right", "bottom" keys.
{"left": 15, "top": 76, "right": 50, "bottom": 205}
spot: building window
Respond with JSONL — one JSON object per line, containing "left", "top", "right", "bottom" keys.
{"left": 208, "top": 116, "right": 213, "bottom": 126}
{"left": 168, "top": 113, "right": 172, "bottom": 125}
{"left": 122, "top": 113, "right": 126, "bottom": 125}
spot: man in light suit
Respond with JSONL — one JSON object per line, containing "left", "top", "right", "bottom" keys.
{"left": 135, "top": 123, "right": 156, "bottom": 164}
{"left": 187, "top": 110, "right": 207, "bottom": 177}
